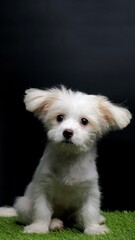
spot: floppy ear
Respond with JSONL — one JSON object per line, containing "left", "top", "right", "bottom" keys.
{"left": 98, "top": 96, "right": 132, "bottom": 130}
{"left": 24, "top": 88, "right": 59, "bottom": 114}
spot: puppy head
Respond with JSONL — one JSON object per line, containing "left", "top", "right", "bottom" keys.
{"left": 24, "top": 86, "right": 132, "bottom": 152}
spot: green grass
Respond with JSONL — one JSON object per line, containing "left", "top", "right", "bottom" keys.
{"left": 0, "top": 212, "right": 135, "bottom": 240}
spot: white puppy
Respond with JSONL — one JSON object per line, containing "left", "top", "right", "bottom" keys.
{"left": 0, "top": 86, "right": 132, "bottom": 235}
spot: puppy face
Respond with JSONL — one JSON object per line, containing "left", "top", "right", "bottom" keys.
{"left": 45, "top": 94, "right": 99, "bottom": 150}
{"left": 24, "top": 86, "right": 132, "bottom": 152}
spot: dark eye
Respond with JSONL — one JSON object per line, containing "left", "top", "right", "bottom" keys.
{"left": 81, "top": 118, "right": 89, "bottom": 126}
{"left": 57, "top": 114, "right": 65, "bottom": 122}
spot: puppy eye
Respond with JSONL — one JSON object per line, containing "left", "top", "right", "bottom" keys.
{"left": 81, "top": 118, "right": 89, "bottom": 126}
{"left": 56, "top": 114, "right": 65, "bottom": 123}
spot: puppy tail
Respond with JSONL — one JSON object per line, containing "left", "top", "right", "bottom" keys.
{"left": 0, "top": 207, "right": 17, "bottom": 217}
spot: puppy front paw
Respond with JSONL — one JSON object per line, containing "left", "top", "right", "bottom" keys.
{"left": 84, "top": 224, "right": 109, "bottom": 235}
{"left": 49, "top": 218, "right": 64, "bottom": 231}
{"left": 24, "top": 222, "right": 49, "bottom": 234}
{"left": 99, "top": 215, "right": 106, "bottom": 224}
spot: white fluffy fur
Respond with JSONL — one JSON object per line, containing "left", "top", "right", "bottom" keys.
{"left": 0, "top": 86, "right": 132, "bottom": 235}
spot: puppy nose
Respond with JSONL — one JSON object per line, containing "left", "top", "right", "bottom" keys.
{"left": 63, "top": 129, "right": 74, "bottom": 139}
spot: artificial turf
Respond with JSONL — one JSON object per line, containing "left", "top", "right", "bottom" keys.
{"left": 0, "top": 211, "right": 135, "bottom": 240}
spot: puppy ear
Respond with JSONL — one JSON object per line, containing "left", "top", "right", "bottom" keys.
{"left": 24, "top": 88, "right": 58, "bottom": 114}
{"left": 98, "top": 96, "right": 132, "bottom": 130}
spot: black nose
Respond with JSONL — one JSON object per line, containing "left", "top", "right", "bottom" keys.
{"left": 63, "top": 129, "right": 74, "bottom": 139}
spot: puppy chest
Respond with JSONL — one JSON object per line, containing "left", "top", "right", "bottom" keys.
{"left": 45, "top": 177, "right": 90, "bottom": 210}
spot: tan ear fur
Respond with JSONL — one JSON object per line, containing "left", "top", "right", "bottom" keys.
{"left": 24, "top": 88, "right": 59, "bottom": 114}
{"left": 98, "top": 96, "right": 132, "bottom": 130}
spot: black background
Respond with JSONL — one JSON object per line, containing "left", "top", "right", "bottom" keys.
{"left": 0, "top": 0, "right": 135, "bottom": 210}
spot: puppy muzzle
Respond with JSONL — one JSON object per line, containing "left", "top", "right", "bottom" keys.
{"left": 63, "top": 129, "right": 74, "bottom": 144}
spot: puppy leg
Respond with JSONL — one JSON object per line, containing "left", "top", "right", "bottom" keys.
{"left": 14, "top": 196, "right": 33, "bottom": 224}
{"left": 81, "top": 190, "right": 109, "bottom": 235}
{"left": 24, "top": 194, "right": 52, "bottom": 234}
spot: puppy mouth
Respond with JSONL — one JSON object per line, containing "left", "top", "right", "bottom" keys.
{"left": 62, "top": 139, "right": 73, "bottom": 144}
